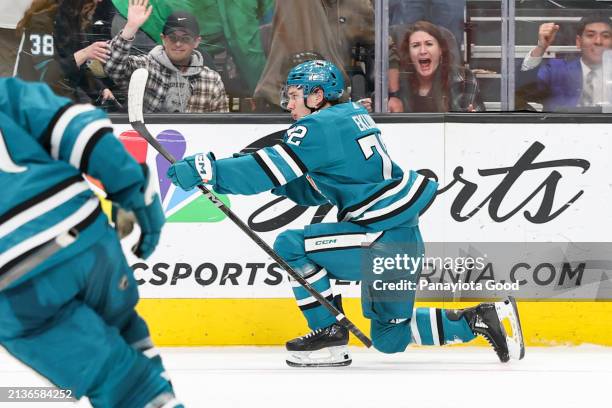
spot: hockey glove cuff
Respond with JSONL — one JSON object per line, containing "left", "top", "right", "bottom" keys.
{"left": 107, "top": 164, "right": 165, "bottom": 258}
{"left": 167, "top": 153, "right": 216, "bottom": 191}
{"left": 132, "top": 196, "right": 164, "bottom": 259}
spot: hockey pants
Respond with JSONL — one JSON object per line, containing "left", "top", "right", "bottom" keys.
{"left": 273, "top": 221, "right": 476, "bottom": 354}
{"left": 0, "top": 224, "right": 176, "bottom": 408}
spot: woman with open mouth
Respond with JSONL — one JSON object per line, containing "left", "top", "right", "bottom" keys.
{"left": 396, "top": 20, "right": 485, "bottom": 113}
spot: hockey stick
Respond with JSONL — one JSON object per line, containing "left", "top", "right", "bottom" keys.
{"left": 127, "top": 68, "right": 372, "bottom": 348}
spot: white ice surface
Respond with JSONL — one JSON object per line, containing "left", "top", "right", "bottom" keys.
{"left": 0, "top": 346, "right": 610, "bottom": 408}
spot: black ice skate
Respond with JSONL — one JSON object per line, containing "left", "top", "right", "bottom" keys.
{"left": 285, "top": 323, "right": 351, "bottom": 367}
{"left": 459, "top": 296, "right": 525, "bottom": 363}
{"left": 286, "top": 296, "right": 351, "bottom": 367}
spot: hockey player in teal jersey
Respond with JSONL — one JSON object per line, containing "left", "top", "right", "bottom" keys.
{"left": 167, "top": 60, "right": 525, "bottom": 367}
{"left": 0, "top": 77, "right": 183, "bottom": 407}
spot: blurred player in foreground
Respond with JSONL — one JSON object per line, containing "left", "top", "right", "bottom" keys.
{"left": 0, "top": 77, "right": 182, "bottom": 407}
{"left": 166, "top": 60, "right": 525, "bottom": 367}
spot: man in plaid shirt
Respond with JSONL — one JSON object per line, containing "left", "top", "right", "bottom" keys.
{"left": 105, "top": 0, "right": 229, "bottom": 113}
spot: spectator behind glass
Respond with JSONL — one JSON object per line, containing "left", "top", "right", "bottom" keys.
{"left": 53, "top": 0, "right": 117, "bottom": 104}
{"left": 398, "top": 21, "right": 484, "bottom": 112}
{"left": 389, "top": 0, "right": 466, "bottom": 56}
{"left": 15, "top": 0, "right": 73, "bottom": 98}
{"left": 112, "top": 0, "right": 274, "bottom": 96}
{"left": 105, "top": 0, "right": 228, "bottom": 113}
{"left": 519, "top": 14, "right": 612, "bottom": 112}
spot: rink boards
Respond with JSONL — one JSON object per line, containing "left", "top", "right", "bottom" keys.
{"left": 136, "top": 298, "right": 612, "bottom": 346}
{"left": 107, "top": 119, "right": 612, "bottom": 346}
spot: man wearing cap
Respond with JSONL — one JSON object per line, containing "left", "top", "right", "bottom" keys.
{"left": 105, "top": 0, "right": 229, "bottom": 113}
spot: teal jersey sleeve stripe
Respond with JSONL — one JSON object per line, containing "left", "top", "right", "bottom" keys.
{"left": 56, "top": 109, "right": 110, "bottom": 164}
{"left": 41, "top": 103, "right": 73, "bottom": 153}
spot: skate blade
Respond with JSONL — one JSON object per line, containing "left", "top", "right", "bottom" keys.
{"left": 495, "top": 296, "right": 526, "bottom": 361}
{"left": 286, "top": 359, "right": 352, "bottom": 368}
{"left": 286, "top": 346, "right": 352, "bottom": 368}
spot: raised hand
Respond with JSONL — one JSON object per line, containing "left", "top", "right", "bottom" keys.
{"left": 122, "top": 0, "right": 153, "bottom": 39}
{"left": 533, "top": 22, "right": 560, "bottom": 56}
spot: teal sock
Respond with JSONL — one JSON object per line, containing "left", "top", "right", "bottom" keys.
{"left": 410, "top": 308, "right": 476, "bottom": 345}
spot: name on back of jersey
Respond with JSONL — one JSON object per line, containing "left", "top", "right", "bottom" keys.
{"left": 352, "top": 113, "right": 377, "bottom": 132}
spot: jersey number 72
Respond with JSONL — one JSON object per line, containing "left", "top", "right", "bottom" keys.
{"left": 357, "top": 133, "right": 392, "bottom": 180}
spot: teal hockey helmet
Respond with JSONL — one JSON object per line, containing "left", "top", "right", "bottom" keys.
{"left": 285, "top": 60, "right": 345, "bottom": 102}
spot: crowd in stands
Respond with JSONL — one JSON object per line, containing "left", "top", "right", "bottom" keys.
{"left": 10, "top": 0, "right": 612, "bottom": 113}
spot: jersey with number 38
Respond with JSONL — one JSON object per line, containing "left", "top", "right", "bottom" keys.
{"left": 213, "top": 102, "right": 438, "bottom": 231}
{"left": 14, "top": 9, "right": 72, "bottom": 98}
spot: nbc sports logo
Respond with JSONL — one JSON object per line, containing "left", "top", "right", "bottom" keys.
{"left": 118, "top": 129, "right": 230, "bottom": 223}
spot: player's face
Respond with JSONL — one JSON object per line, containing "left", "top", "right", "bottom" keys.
{"left": 161, "top": 30, "right": 201, "bottom": 66}
{"left": 408, "top": 31, "right": 442, "bottom": 81}
{"left": 286, "top": 86, "right": 312, "bottom": 120}
{"left": 577, "top": 22, "right": 612, "bottom": 66}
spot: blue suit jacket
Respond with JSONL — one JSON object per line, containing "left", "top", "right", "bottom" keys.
{"left": 535, "top": 58, "right": 583, "bottom": 111}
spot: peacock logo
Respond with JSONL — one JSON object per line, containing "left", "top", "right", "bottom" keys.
{"left": 118, "top": 129, "right": 230, "bottom": 223}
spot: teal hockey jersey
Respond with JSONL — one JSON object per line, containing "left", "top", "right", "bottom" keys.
{"left": 212, "top": 102, "right": 438, "bottom": 231}
{"left": 0, "top": 77, "right": 145, "bottom": 291}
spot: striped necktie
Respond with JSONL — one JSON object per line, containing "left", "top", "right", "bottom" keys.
{"left": 582, "top": 69, "right": 597, "bottom": 107}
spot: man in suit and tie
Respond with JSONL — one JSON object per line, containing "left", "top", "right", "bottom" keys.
{"left": 519, "top": 13, "right": 612, "bottom": 111}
